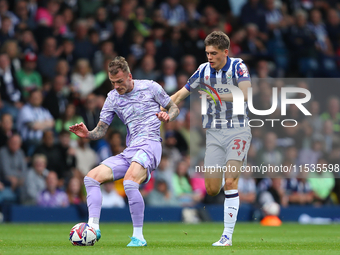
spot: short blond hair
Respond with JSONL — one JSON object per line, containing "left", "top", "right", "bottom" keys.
{"left": 108, "top": 56, "right": 130, "bottom": 75}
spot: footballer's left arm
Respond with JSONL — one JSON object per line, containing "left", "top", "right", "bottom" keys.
{"left": 164, "top": 99, "right": 180, "bottom": 122}
{"left": 238, "top": 80, "right": 251, "bottom": 101}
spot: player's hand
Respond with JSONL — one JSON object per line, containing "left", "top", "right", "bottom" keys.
{"left": 160, "top": 106, "right": 167, "bottom": 112}
{"left": 156, "top": 112, "right": 170, "bottom": 123}
{"left": 198, "top": 90, "right": 213, "bottom": 100}
{"left": 69, "top": 122, "right": 89, "bottom": 138}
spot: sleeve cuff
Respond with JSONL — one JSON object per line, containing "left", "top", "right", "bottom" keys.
{"left": 184, "top": 83, "right": 191, "bottom": 91}
{"left": 237, "top": 77, "right": 251, "bottom": 83}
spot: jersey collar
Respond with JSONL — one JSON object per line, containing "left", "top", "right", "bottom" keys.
{"left": 210, "top": 57, "right": 231, "bottom": 74}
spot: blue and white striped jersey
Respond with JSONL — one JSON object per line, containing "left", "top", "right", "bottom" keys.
{"left": 185, "top": 57, "right": 251, "bottom": 129}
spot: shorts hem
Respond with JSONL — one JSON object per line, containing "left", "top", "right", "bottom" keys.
{"left": 100, "top": 163, "right": 115, "bottom": 180}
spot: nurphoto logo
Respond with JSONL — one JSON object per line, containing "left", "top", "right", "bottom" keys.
{"left": 201, "top": 84, "right": 312, "bottom": 128}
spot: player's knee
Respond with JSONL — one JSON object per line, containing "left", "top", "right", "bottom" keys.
{"left": 123, "top": 173, "right": 144, "bottom": 184}
{"left": 86, "top": 169, "right": 101, "bottom": 183}
{"left": 205, "top": 185, "right": 220, "bottom": 196}
{"left": 87, "top": 165, "right": 113, "bottom": 184}
{"left": 224, "top": 179, "right": 237, "bottom": 190}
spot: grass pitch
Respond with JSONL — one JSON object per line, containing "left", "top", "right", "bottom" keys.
{"left": 0, "top": 223, "right": 339, "bottom": 255}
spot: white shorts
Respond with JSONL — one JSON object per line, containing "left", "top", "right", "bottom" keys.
{"left": 204, "top": 127, "right": 252, "bottom": 168}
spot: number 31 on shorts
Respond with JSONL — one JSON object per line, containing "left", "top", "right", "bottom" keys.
{"left": 232, "top": 139, "right": 247, "bottom": 151}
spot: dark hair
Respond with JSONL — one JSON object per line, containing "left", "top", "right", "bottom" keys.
{"left": 204, "top": 31, "right": 230, "bottom": 50}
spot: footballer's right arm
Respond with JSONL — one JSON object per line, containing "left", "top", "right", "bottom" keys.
{"left": 69, "top": 121, "right": 109, "bottom": 140}
{"left": 87, "top": 121, "right": 109, "bottom": 140}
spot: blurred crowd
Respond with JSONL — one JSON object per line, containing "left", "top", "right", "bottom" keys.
{"left": 0, "top": 0, "right": 340, "bottom": 214}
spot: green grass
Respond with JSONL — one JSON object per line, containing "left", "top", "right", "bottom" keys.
{"left": 0, "top": 223, "right": 339, "bottom": 255}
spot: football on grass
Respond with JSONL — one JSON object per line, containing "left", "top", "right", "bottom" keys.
{"left": 69, "top": 223, "right": 97, "bottom": 246}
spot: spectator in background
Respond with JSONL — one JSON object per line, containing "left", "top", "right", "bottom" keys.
{"left": 182, "top": 23, "right": 206, "bottom": 64}
{"left": 153, "top": 154, "right": 174, "bottom": 191}
{"left": 57, "top": 130, "right": 76, "bottom": 180}
{"left": 55, "top": 103, "right": 84, "bottom": 141}
{"left": 16, "top": 52, "right": 42, "bottom": 100}
{"left": 94, "top": 7, "right": 112, "bottom": 41}
{"left": 0, "top": 0, "right": 19, "bottom": 33}
{"left": 34, "top": 0, "right": 60, "bottom": 28}
{"left": 241, "top": 0, "right": 267, "bottom": 36}
{"left": 55, "top": 59, "right": 71, "bottom": 81}
{"left": 37, "top": 171, "right": 69, "bottom": 207}
{"left": 180, "top": 55, "right": 197, "bottom": 77}
{"left": 284, "top": 169, "right": 313, "bottom": 205}
{"left": 258, "top": 178, "right": 288, "bottom": 207}
{"left": 23, "top": 154, "right": 49, "bottom": 205}
{"left": 322, "top": 120, "right": 340, "bottom": 153}
{"left": 284, "top": 146, "right": 299, "bottom": 166}
{"left": 0, "top": 113, "right": 14, "bottom": 148}
{"left": 298, "top": 136, "right": 323, "bottom": 166}
{"left": 162, "top": 130, "right": 182, "bottom": 171}
{"left": 264, "top": 0, "right": 282, "bottom": 32}
{"left": 172, "top": 160, "right": 200, "bottom": 206}
{"left": 18, "top": 29, "right": 38, "bottom": 54}
{"left": 160, "top": 0, "right": 186, "bottom": 27}
{"left": 130, "top": 6, "right": 152, "bottom": 38}
{"left": 286, "top": 10, "right": 316, "bottom": 76}
{"left": 162, "top": 26, "right": 184, "bottom": 63}
{"left": 326, "top": 9, "right": 340, "bottom": 53}
{"left": 97, "top": 130, "right": 125, "bottom": 162}
{"left": 101, "top": 182, "right": 125, "bottom": 208}
{"left": 17, "top": 89, "right": 54, "bottom": 155}
{"left": 308, "top": 158, "right": 335, "bottom": 205}
{"left": 61, "top": 7, "right": 74, "bottom": 36}
{"left": 59, "top": 38, "right": 75, "bottom": 68}
{"left": 129, "top": 31, "right": 145, "bottom": 62}
{"left": 159, "top": 57, "right": 177, "bottom": 94}
{"left": 320, "top": 96, "right": 340, "bottom": 133}
{"left": 0, "top": 53, "right": 22, "bottom": 105}
{"left": 238, "top": 169, "right": 256, "bottom": 204}
{"left": 2, "top": 40, "right": 21, "bottom": 72}
{"left": 256, "top": 132, "right": 283, "bottom": 167}
{"left": 15, "top": 0, "right": 36, "bottom": 30}
{"left": 43, "top": 75, "right": 68, "bottom": 120}
{"left": 51, "top": 14, "right": 68, "bottom": 47}
{"left": 94, "top": 57, "right": 114, "bottom": 93}
{"left": 111, "top": 19, "right": 130, "bottom": 58}
{"left": 146, "top": 179, "right": 179, "bottom": 207}
{"left": 34, "top": 130, "right": 63, "bottom": 183}
{"left": 132, "top": 54, "right": 158, "bottom": 80}
{"left": 0, "top": 16, "right": 14, "bottom": 45}
{"left": 79, "top": 93, "right": 100, "bottom": 133}
{"left": 74, "top": 137, "right": 98, "bottom": 177}
{"left": 0, "top": 93, "right": 18, "bottom": 123}
{"left": 66, "top": 177, "right": 85, "bottom": 205}
{"left": 200, "top": 5, "right": 232, "bottom": 36}
{"left": 93, "top": 40, "right": 116, "bottom": 75}
{"left": 37, "top": 37, "right": 58, "bottom": 79}
{"left": 241, "top": 23, "right": 268, "bottom": 65}
{"left": 307, "top": 100, "right": 323, "bottom": 135}
{"left": 0, "top": 134, "right": 26, "bottom": 201}
{"left": 71, "top": 58, "right": 95, "bottom": 99}
{"left": 308, "top": 8, "right": 333, "bottom": 57}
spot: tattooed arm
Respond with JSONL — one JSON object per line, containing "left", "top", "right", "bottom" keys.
{"left": 164, "top": 100, "right": 180, "bottom": 122}
{"left": 69, "top": 121, "right": 109, "bottom": 140}
{"left": 156, "top": 100, "right": 180, "bottom": 123}
{"left": 88, "top": 121, "right": 109, "bottom": 140}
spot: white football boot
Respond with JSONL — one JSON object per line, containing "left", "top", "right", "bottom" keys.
{"left": 212, "top": 235, "right": 232, "bottom": 246}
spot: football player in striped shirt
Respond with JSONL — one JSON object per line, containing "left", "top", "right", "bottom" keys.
{"left": 169, "top": 31, "right": 252, "bottom": 246}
